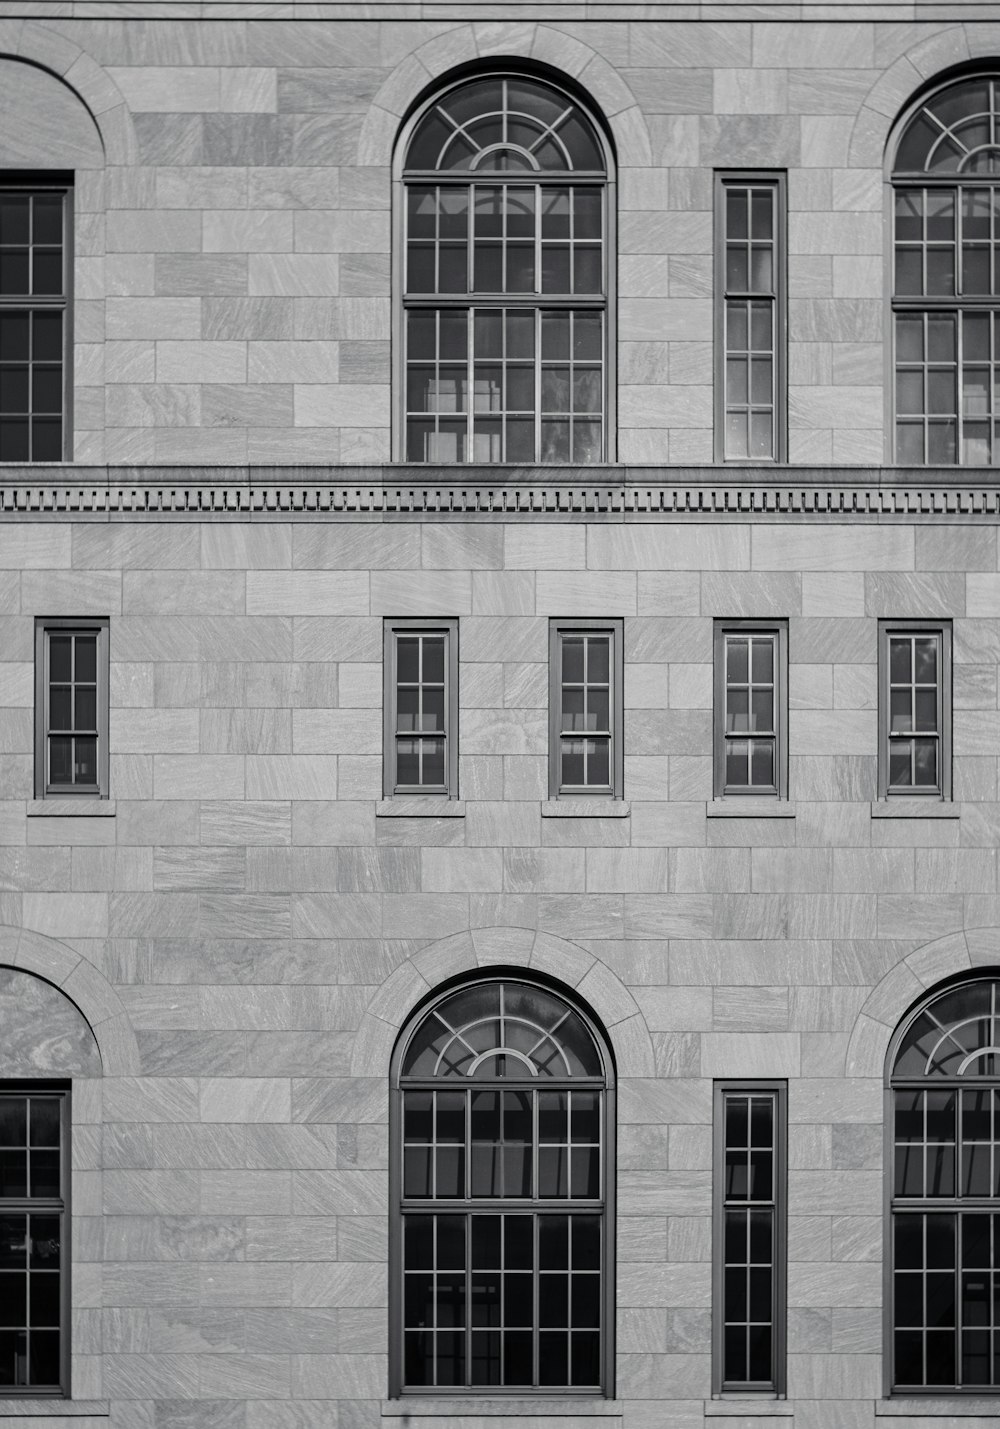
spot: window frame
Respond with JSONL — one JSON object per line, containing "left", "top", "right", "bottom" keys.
{"left": 388, "top": 975, "right": 616, "bottom": 1399}
{"left": 885, "top": 975, "right": 1000, "bottom": 1395}
{"left": 0, "top": 1082, "right": 71, "bottom": 1399}
{"left": 714, "top": 171, "right": 787, "bottom": 464}
{"left": 548, "top": 618, "right": 624, "bottom": 801}
{"left": 392, "top": 70, "right": 617, "bottom": 465}
{"left": 712, "top": 1080, "right": 787, "bottom": 1398}
{"left": 713, "top": 619, "right": 788, "bottom": 801}
{"left": 34, "top": 617, "right": 109, "bottom": 800}
{"left": 0, "top": 176, "right": 73, "bottom": 464}
{"left": 887, "top": 73, "right": 1000, "bottom": 467}
{"left": 877, "top": 619, "right": 952, "bottom": 801}
{"left": 383, "top": 617, "right": 459, "bottom": 799}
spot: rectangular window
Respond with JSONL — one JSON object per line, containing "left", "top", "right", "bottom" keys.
{"left": 0, "top": 182, "right": 71, "bottom": 462}
{"left": 34, "top": 618, "right": 109, "bottom": 799}
{"left": 878, "top": 620, "right": 952, "bottom": 799}
{"left": 384, "top": 619, "right": 459, "bottom": 798}
{"left": 549, "top": 619, "right": 623, "bottom": 799}
{"left": 0, "top": 1086, "right": 69, "bottom": 1396}
{"left": 713, "top": 1083, "right": 786, "bottom": 1396}
{"left": 715, "top": 174, "right": 786, "bottom": 462}
{"left": 714, "top": 621, "right": 788, "bottom": 799}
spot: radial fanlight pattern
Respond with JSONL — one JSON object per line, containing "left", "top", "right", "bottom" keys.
{"left": 893, "top": 977, "right": 1000, "bottom": 1078}
{"left": 406, "top": 75, "right": 605, "bottom": 174}
{"left": 401, "top": 980, "right": 603, "bottom": 1080}
{"left": 896, "top": 75, "right": 1000, "bottom": 174}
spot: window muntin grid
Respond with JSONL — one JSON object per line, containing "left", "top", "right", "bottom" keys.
{"left": 719, "top": 1091, "right": 779, "bottom": 1391}
{"left": 886, "top": 632, "right": 942, "bottom": 792}
{"left": 0, "top": 190, "right": 67, "bottom": 463}
{"left": 556, "top": 632, "right": 612, "bottom": 794}
{"left": 721, "top": 182, "right": 780, "bottom": 461}
{"left": 891, "top": 978, "right": 1000, "bottom": 1391}
{"left": 394, "top": 631, "right": 448, "bottom": 792}
{"left": 892, "top": 76, "right": 1000, "bottom": 464}
{"left": 45, "top": 630, "right": 98, "bottom": 793}
{"left": 722, "top": 633, "right": 777, "bottom": 794}
{"left": 395, "top": 980, "right": 609, "bottom": 1395}
{"left": 402, "top": 75, "right": 607, "bottom": 465}
{"left": 0, "top": 1093, "right": 66, "bottom": 1395}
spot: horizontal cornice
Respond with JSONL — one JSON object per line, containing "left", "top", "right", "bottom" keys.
{"left": 0, "top": 464, "right": 999, "bottom": 520}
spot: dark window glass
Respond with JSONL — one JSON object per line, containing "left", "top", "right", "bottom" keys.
{"left": 0, "top": 1092, "right": 65, "bottom": 1394}
{"left": 719, "top": 1091, "right": 780, "bottom": 1390}
{"left": 46, "top": 631, "right": 100, "bottom": 792}
{"left": 721, "top": 181, "right": 781, "bottom": 460}
{"left": 397, "top": 981, "right": 608, "bottom": 1392}
{"left": 0, "top": 192, "right": 66, "bottom": 462}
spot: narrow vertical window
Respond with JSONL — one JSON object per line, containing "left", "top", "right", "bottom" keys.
{"left": 384, "top": 619, "right": 458, "bottom": 798}
{"left": 34, "top": 618, "right": 109, "bottom": 799}
{"left": 0, "top": 184, "right": 70, "bottom": 462}
{"left": 714, "top": 621, "right": 788, "bottom": 799}
{"left": 716, "top": 174, "right": 785, "bottom": 462}
{"left": 400, "top": 74, "right": 612, "bottom": 463}
{"left": 714, "top": 1083, "right": 786, "bottom": 1395}
{"left": 878, "top": 621, "right": 951, "bottom": 799}
{"left": 549, "top": 619, "right": 623, "bottom": 799}
{"left": 0, "top": 1086, "right": 69, "bottom": 1396}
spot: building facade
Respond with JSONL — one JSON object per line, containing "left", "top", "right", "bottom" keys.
{"left": 1, "top": 5, "right": 1000, "bottom": 1429}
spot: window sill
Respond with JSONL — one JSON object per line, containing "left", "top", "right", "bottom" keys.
{"left": 376, "top": 798, "right": 465, "bottom": 818}
{"left": 870, "top": 800, "right": 959, "bottom": 819}
{"left": 382, "top": 1400, "right": 622, "bottom": 1417}
{"left": 706, "top": 1400, "right": 790, "bottom": 1416}
{"left": 0, "top": 1403, "right": 109, "bottom": 1417}
{"left": 706, "top": 800, "right": 795, "bottom": 818}
{"left": 541, "top": 800, "right": 630, "bottom": 818}
{"left": 26, "top": 800, "right": 115, "bottom": 817}
{"left": 878, "top": 1400, "right": 1000, "bottom": 1415}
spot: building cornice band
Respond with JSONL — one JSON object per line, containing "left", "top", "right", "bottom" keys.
{"left": 0, "top": 466, "right": 998, "bottom": 520}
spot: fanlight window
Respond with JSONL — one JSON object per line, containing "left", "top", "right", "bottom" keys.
{"left": 393, "top": 978, "right": 612, "bottom": 1394}
{"left": 401, "top": 74, "right": 609, "bottom": 465}
{"left": 890, "top": 976, "right": 1000, "bottom": 1390}
{"left": 892, "top": 76, "right": 1000, "bottom": 465}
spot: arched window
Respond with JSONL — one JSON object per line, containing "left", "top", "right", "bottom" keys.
{"left": 390, "top": 977, "right": 614, "bottom": 1394}
{"left": 399, "top": 73, "right": 611, "bottom": 465}
{"left": 892, "top": 75, "right": 1000, "bottom": 465}
{"left": 889, "top": 974, "right": 1000, "bottom": 1390}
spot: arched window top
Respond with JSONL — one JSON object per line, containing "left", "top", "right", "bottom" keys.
{"left": 895, "top": 74, "right": 1000, "bottom": 175}
{"left": 399, "top": 978, "right": 605, "bottom": 1080}
{"left": 405, "top": 74, "right": 606, "bottom": 175}
{"left": 892, "top": 975, "right": 1000, "bottom": 1079}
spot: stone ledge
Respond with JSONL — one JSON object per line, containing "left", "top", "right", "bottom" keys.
{"left": 542, "top": 800, "right": 630, "bottom": 818}
{"left": 877, "top": 1401, "right": 1000, "bottom": 1416}
{"left": 706, "top": 800, "right": 795, "bottom": 818}
{"left": 0, "top": 1403, "right": 109, "bottom": 1418}
{"left": 376, "top": 798, "right": 466, "bottom": 818}
{"left": 25, "top": 801, "right": 115, "bottom": 818}
{"left": 870, "top": 800, "right": 960, "bottom": 819}
{"left": 382, "top": 1400, "right": 622, "bottom": 1417}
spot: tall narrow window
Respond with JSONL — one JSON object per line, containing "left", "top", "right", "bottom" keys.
{"left": 714, "top": 1083, "right": 786, "bottom": 1395}
{"left": 0, "top": 1086, "right": 69, "bottom": 1396}
{"left": 892, "top": 75, "right": 1000, "bottom": 464}
{"left": 714, "top": 621, "right": 788, "bottom": 799}
{"left": 716, "top": 174, "right": 785, "bottom": 462}
{"left": 384, "top": 619, "right": 459, "bottom": 798}
{"left": 549, "top": 619, "right": 623, "bottom": 799}
{"left": 34, "top": 618, "right": 109, "bottom": 799}
{"left": 390, "top": 978, "right": 614, "bottom": 1395}
{"left": 0, "top": 183, "right": 70, "bottom": 462}
{"left": 878, "top": 621, "right": 951, "bottom": 799}
{"left": 400, "top": 73, "right": 611, "bottom": 463}
{"left": 889, "top": 976, "right": 1000, "bottom": 1390}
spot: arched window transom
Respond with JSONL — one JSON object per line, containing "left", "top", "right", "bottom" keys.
{"left": 392, "top": 977, "right": 612, "bottom": 1394}
{"left": 892, "top": 75, "right": 1000, "bottom": 465}
{"left": 401, "top": 74, "right": 610, "bottom": 465}
{"left": 890, "top": 975, "right": 1000, "bottom": 1390}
